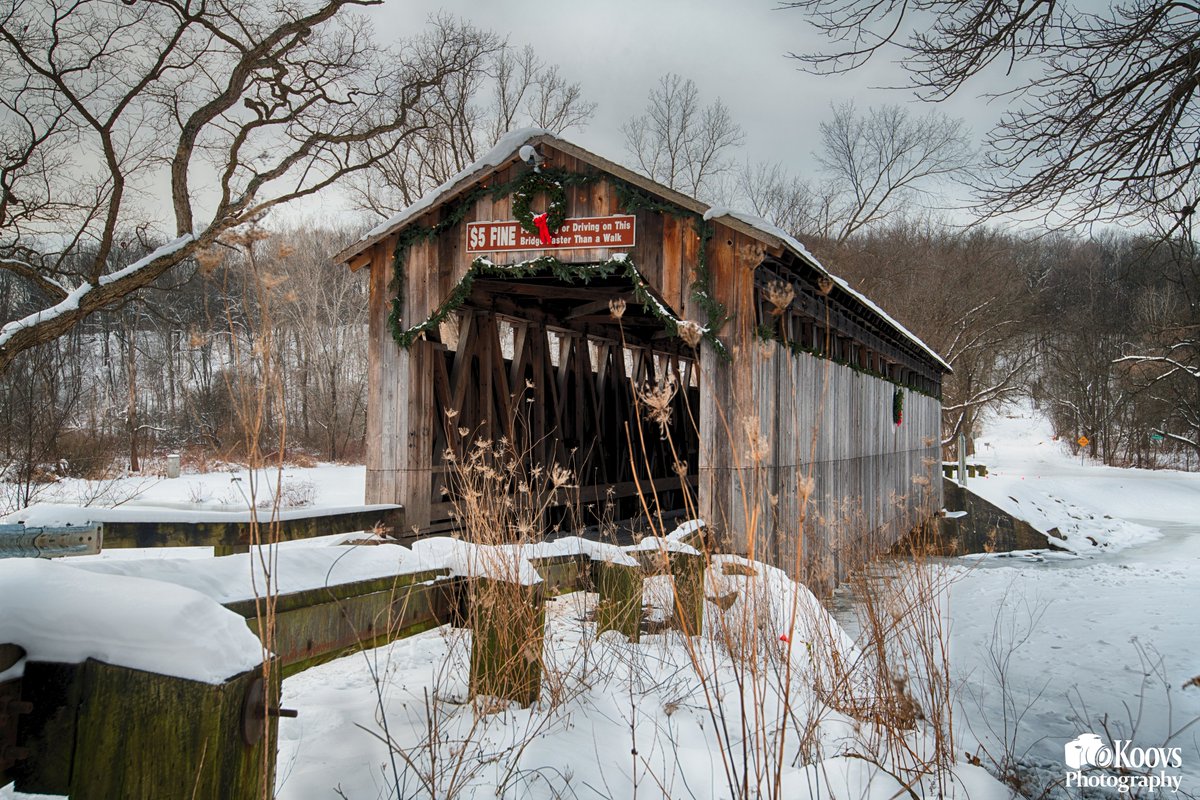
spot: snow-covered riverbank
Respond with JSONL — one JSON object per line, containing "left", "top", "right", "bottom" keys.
{"left": 946, "top": 404, "right": 1200, "bottom": 796}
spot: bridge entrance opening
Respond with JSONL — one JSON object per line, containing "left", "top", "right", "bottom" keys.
{"left": 421, "top": 271, "right": 700, "bottom": 539}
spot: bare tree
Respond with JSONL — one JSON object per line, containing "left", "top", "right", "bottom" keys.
{"left": 275, "top": 226, "right": 369, "bottom": 461}
{"left": 828, "top": 218, "right": 1036, "bottom": 450}
{"left": 0, "top": 2, "right": 495, "bottom": 372}
{"left": 350, "top": 39, "right": 596, "bottom": 216}
{"left": 1113, "top": 241, "right": 1200, "bottom": 459}
{"left": 781, "top": 0, "right": 1200, "bottom": 227}
{"left": 736, "top": 161, "right": 838, "bottom": 239}
{"left": 817, "top": 103, "right": 973, "bottom": 243}
{"left": 622, "top": 73, "right": 745, "bottom": 199}
{"left": 489, "top": 45, "right": 596, "bottom": 143}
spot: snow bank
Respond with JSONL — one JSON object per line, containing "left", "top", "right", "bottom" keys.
{"left": 964, "top": 402, "right": 1182, "bottom": 552}
{"left": 271, "top": 551, "right": 1008, "bottom": 800}
{"left": 1, "top": 463, "right": 369, "bottom": 523}
{"left": 71, "top": 543, "right": 416, "bottom": 604}
{"left": 0, "top": 559, "right": 263, "bottom": 684}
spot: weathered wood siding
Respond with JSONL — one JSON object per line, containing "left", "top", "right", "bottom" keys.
{"left": 696, "top": 226, "right": 942, "bottom": 591}
{"left": 700, "top": 338, "right": 942, "bottom": 592}
{"left": 363, "top": 143, "right": 944, "bottom": 589}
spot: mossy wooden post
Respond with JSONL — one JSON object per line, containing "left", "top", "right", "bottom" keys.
{"left": 468, "top": 578, "right": 545, "bottom": 708}
{"left": 11, "top": 659, "right": 273, "bottom": 799}
{"left": 593, "top": 560, "right": 641, "bottom": 642}
{"left": 528, "top": 554, "right": 591, "bottom": 597}
{"left": 669, "top": 552, "right": 705, "bottom": 636}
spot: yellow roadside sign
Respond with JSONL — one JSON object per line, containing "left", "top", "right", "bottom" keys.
{"left": 1077, "top": 435, "right": 1089, "bottom": 447}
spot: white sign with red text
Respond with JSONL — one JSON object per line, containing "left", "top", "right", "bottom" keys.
{"left": 465, "top": 215, "right": 636, "bottom": 253}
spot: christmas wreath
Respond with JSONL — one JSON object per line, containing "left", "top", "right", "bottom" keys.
{"left": 511, "top": 170, "right": 567, "bottom": 243}
{"left": 892, "top": 386, "right": 904, "bottom": 426}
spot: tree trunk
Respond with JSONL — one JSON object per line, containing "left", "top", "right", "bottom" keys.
{"left": 127, "top": 310, "right": 140, "bottom": 473}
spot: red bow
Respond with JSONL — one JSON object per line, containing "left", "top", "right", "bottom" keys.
{"left": 532, "top": 212, "right": 552, "bottom": 245}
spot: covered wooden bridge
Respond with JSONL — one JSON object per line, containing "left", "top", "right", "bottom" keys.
{"left": 334, "top": 130, "right": 949, "bottom": 587}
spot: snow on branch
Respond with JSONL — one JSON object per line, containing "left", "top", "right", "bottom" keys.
{"left": 0, "top": 256, "right": 68, "bottom": 300}
{"left": 0, "top": 234, "right": 194, "bottom": 350}
{"left": 1112, "top": 354, "right": 1200, "bottom": 380}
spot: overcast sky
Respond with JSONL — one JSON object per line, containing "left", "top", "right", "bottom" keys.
{"left": 356, "top": 0, "right": 1005, "bottom": 205}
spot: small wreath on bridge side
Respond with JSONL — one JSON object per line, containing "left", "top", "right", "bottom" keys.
{"left": 893, "top": 386, "right": 904, "bottom": 426}
{"left": 511, "top": 170, "right": 567, "bottom": 236}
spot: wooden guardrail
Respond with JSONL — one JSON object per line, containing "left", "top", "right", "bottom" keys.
{"left": 102, "top": 505, "right": 404, "bottom": 553}
{"left": 0, "top": 506, "right": 404, "bottom": 558}
{"left": 941, "top": 462, "right": 988, "bottom": 479}
{"left": 1, "top": 528, "right": 708, "bottom": 798}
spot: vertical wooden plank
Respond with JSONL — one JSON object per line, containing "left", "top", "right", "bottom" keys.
{"left": 660, "top": 214, "right": 684, "bottom": 316}
{"left": 366, "top": 239, "right": 404, "bottom": 506}
{"left": 401, "top": 339, "right": 434, "bottom": 529}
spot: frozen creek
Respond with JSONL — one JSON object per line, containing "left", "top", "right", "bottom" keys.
{"left": 833, "top": 402, "right": 1200, "bottom": 798}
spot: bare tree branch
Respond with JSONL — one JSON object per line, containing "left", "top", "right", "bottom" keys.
{"left": 622, "top": 73, "right": 744, "bottom": 200}
{"left": 0, "top": 2, "right": 497, "bottom": 371}
{"left": 781, "top": 0, "right": 1200, "bottom": 227}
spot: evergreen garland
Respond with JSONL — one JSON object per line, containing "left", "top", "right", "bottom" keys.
{"left": 386, "top": 168, "right": 595, "bottom": 345}
{"left": 395, "top": 254, "right": 728, "bottom": 358}
{"left": 387, "top": 164, "right": 731, "bottom": 361}
{"left": 610, "top": 180, "right": 730, "bottom": 342}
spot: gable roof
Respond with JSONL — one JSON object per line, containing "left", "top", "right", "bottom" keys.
{"left": 334, "top": 130, "right": 950, "bottom": 372}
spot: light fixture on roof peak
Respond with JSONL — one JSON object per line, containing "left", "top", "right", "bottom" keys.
{"left": 518, "top": 144, "right": 545, "bottom": 172}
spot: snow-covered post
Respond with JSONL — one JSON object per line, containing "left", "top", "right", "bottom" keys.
{"left": 1, "top": 559, "right": 276, "bottom": 798}
{"left": 166, "top": 454, "right": 181, "bottom": 479}
{"left": 593, "top": 560, "right": 642, "bottom": 642}
{"left": 11, "top": 660, "right": 275, "bottom": 799}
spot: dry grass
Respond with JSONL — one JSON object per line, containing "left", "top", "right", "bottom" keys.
{"left": 340, "top": 306, "right": 963, "bottom": 800}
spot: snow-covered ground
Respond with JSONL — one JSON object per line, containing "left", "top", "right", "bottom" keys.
{"left": 2, "top": 463, "right": 1010, "bottom": 800}
{"left": 944, "top": 403, "right": 1200, "bottom": 796}
{"left": 273, "top": 557, "right": 1007, "bottom": 800}
{"left": 3, "top": 462, "right": 367, "bottom": 521}
{"left": 6, "top": 403, "right": 1199, "bottom": 798}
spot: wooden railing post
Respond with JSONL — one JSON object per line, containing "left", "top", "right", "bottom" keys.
{"left": 468, "top": 578, "right": 545, "bottom": 708}
{"left": 593, "top": 560, "right": 642, "bottom": 642}
{"left": 669, "top": 551, "right": 706, "bottom": 636}
{"left": 10, "top": 660, "right": 274, "bottom": 800}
